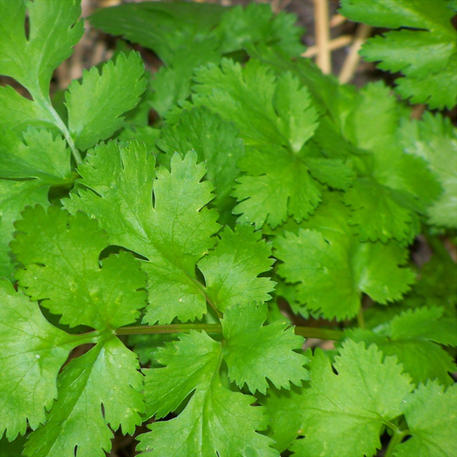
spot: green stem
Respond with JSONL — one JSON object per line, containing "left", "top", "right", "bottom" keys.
{"left": 64, "top": 329, "right": 101, "bottom": 346}
{"left": 115, "top": 323, "right": 344, "bottom": 340}
{"left": 116, "top": 323, "right": 222, "bottom": 335}
{"left": 294, "top": 326, "right": 343, "bottom": 340}
{"left": 36, "top": 96, "right": 82, "bottom": 166}
{"left": 384, "top": 427, "right": 409, "bottom": 457}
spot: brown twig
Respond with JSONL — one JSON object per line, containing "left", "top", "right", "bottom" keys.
{"left": 411, "top": 104, "right": 426, "bottom": 120}
{"left": 303, "top": 35, "right": 352, "bottom": 58}
{"left": 329, "top": 13, "right": 347, "bottom": 28}
{"left": 338, "top": 23, "right": 372, "bottom": 83}
{"left": 313, "top": 0, "right": 332, "bottom": 74}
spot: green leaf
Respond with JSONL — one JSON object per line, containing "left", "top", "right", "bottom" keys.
{"left": 194, "top": 60, "right": 318, "bottom": 152}
{"left": 139, "top": 331, "right": 278, "bottom": 457}
{"left": 64, "top": 141, "right": 220, "bottom": 324}
{"left": 192, "top": 59, "right": 323, "bottom": 227}
{"left": 341, "top": 83, "right": 441, "bottom": 242}
{"left": 198, "top": 225, "right": 275, "bottom": 312}
{"left": 217, "top": 3, "right": 304, "bottom": 57}
{"left": 394, "top": 382, "right": 457, "bottom": 457}
{"left": 0, "top": 280, "right": 87, "bottom": 441}
{"left": 0, "top": 181, "right": 47, "bottom": 278}
{"left": 340, "top": 0, "right": 457, "bottom": 108}
{"left": 292, "top": 340, "right": 413, "bottom": 457}
{"left": 347, "top": 307, "right": 457, "bottom": 385}
{"left": 0, "top": 129, "right": 73, "bottom": 277}
{"left": 158, "top": 107, "right": 244, "bottom": 219}
{"left": 346, "top": 333, "right": 455, "bottom": 387}
{"left": 222, "top": 303, "right": 307, "bottom": 394}
{"left": 90, "top": 2, "right": 223, "bottom": 116}
{"left": 0, "top": 0, "right": 83, "bottom": 97}
{"left": 144, "top": 331, "right": 220, "bottom": 418}
{"left": 90, "top": 3, "right": 304, "bottom": 115}
{"left": 400, "top": 112, "right": 457, "bottom": 228}
{"left": 24, "top": 337, "right": 144, "bottom": 457}
{"left": 0, "top": 435, "right": 26, "bottom": 457}
{"left": 13, "top": 206, "right": 147, "bottom": 329}
{"left": 140, "top": 382, "right": 277, "bottom": 457}
{"left": 273, "top": 194, "right": 414, "bottom": 320}
{"left": 260, "top": 386, "right": 306, "bottom": 452}
{"left": 233, "top": 149, "right": 322, "bottom": 228}
{"left": 0, "top": 87, "right": 53, "bottom": 132}
{"left": 390, "top": 306, "right": 457, "bottom": 346}
{"left": 90, "top": 2, "right": 225, "bottom": 65}
{"left": 343, "top": 177, "right": 421, "bottom": 243}
{"left": 0, "top": 129, "right": 71, "bottom": 181}
{"left": 305, "top": 157, "right": 355, "bottom": 190}
{"left": 65, "top": 52, "right": 147, "bottom": 150}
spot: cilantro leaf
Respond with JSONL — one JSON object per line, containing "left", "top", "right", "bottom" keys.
{"left": 0, "top": 129, "right": 73, "bottom": 277}
{"left": 341, "top": 83, "right": 440, "bottom": 243}
{"left": 90, "top": 2, "right": 224, "bottom": 66}
{"left": 0, "top": 280, "right": 89, "bottom": 441}
{"left": 390, "top": 306, "right": 457, "bottom": 347}
{"left": 273, "top": 194, "right": 415, "bottom": 320}
{"left": 0, "top": 435, "right": 25, "bottom": 457}
{"left": 193, "top": 60, "right": 318, "bottom": 153}
{"left": 64, "top": 141, "right": 220, "bottom": 324}
{"left": 0, "top": 87, "right": 53, "bottom": 132}
{"left": 260, "top": 386, "right": 306, "bottom": 452}
{"left": 222, "top": 303, "right": 307, "bottom": 394}
{"left": 139, "top": 331, "right": 278, "bottom": 457}
{"left": 12, "top": 206, "right": 147, "bottom": 329}
{"left": 343, "top": 178, "right": 421, "bottom": 244}
{"left": 292, "top": 340, "right": 413, "bottom": 457}
{"left": 217, "top": 3, "right": 304, "bottom": 57}
{"left": 65, "top": 52, "right": 147, "bottom": 150}
{"left": 400, "top": 112, "right": 457, "bottom": 228}
{"left": 90, "top": 2, "right": 220, "bottom": 116}
{"left": 90, "top": 3, "right": 304, "bottom": 115}
{"left": 158, "top": 107, "right": 244, "bottom": 219}
{"left": 144, "top": 331, "right": 220, "bottom": 418}
{"left": 198, "top": 225, "right": 275, "bottom": 312}
{"left": 193, "top": 59, "right": 322, "bottom": 227}
{"left": 233, "top": 150, "right": 322, "bottom": 228}
{"left": 395, "top": 382, "right": 457, "bottom": 457}
{"left": 340, "top": 0, "right": 457, "bottom": 108}
{"left": 0, "top": 129, "right": 71, "bottom": 181}
{"left": 24, "top": 336, "right": 144, "bottom": 457}
{"left": 0, "top": 180, "right": 48, "bottom": 278}
{"left": 347, "top": 307, "right": 457, "bottom": 385}
{"left": 0, "top": 0, "right": 83, "bottom": 98}
{"left": 140, "top": 382, "right": 277, "bottom": 457}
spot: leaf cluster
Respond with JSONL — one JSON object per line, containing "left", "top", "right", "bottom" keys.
{"left": 0, "top": 1, "right": 456, "bottom": 457}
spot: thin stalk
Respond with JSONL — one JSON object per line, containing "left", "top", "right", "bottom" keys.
{"left": 116, "top": 323, "right": 344, "bottom": 340}
{"left": 294, "top": 326, "right": 343, "bottom": 340}
{"left": 116, "top": 323, "right": 222, "bottom": 336}
{"left": 35, "top": 96, "right": 82, "bottom": 165}
{"left": 339, "top": 24, "right": 372, "bottom": 83}
{"left": 313, "top": 0, "right": 332, "bottom": 74}
{"left": 357, "top": 307, "right": 366, "bottom": 329}
{"left": 384, "top": 428, "right": 408, "bottom": 457}
{"left": 205, "top": 296, "right": 223, "bottom": 319}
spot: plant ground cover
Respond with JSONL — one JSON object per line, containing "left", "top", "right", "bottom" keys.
{"left": 0, "top": 1, "right": 456, "bottom": 456}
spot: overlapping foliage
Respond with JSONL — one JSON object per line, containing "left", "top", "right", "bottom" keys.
{"left": 0, "top": 1, "right": 456, "bottom": 456}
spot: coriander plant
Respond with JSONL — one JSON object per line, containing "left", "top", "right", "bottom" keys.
{"left": 0, "top": 0, "right": 456, "bottom": 456}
